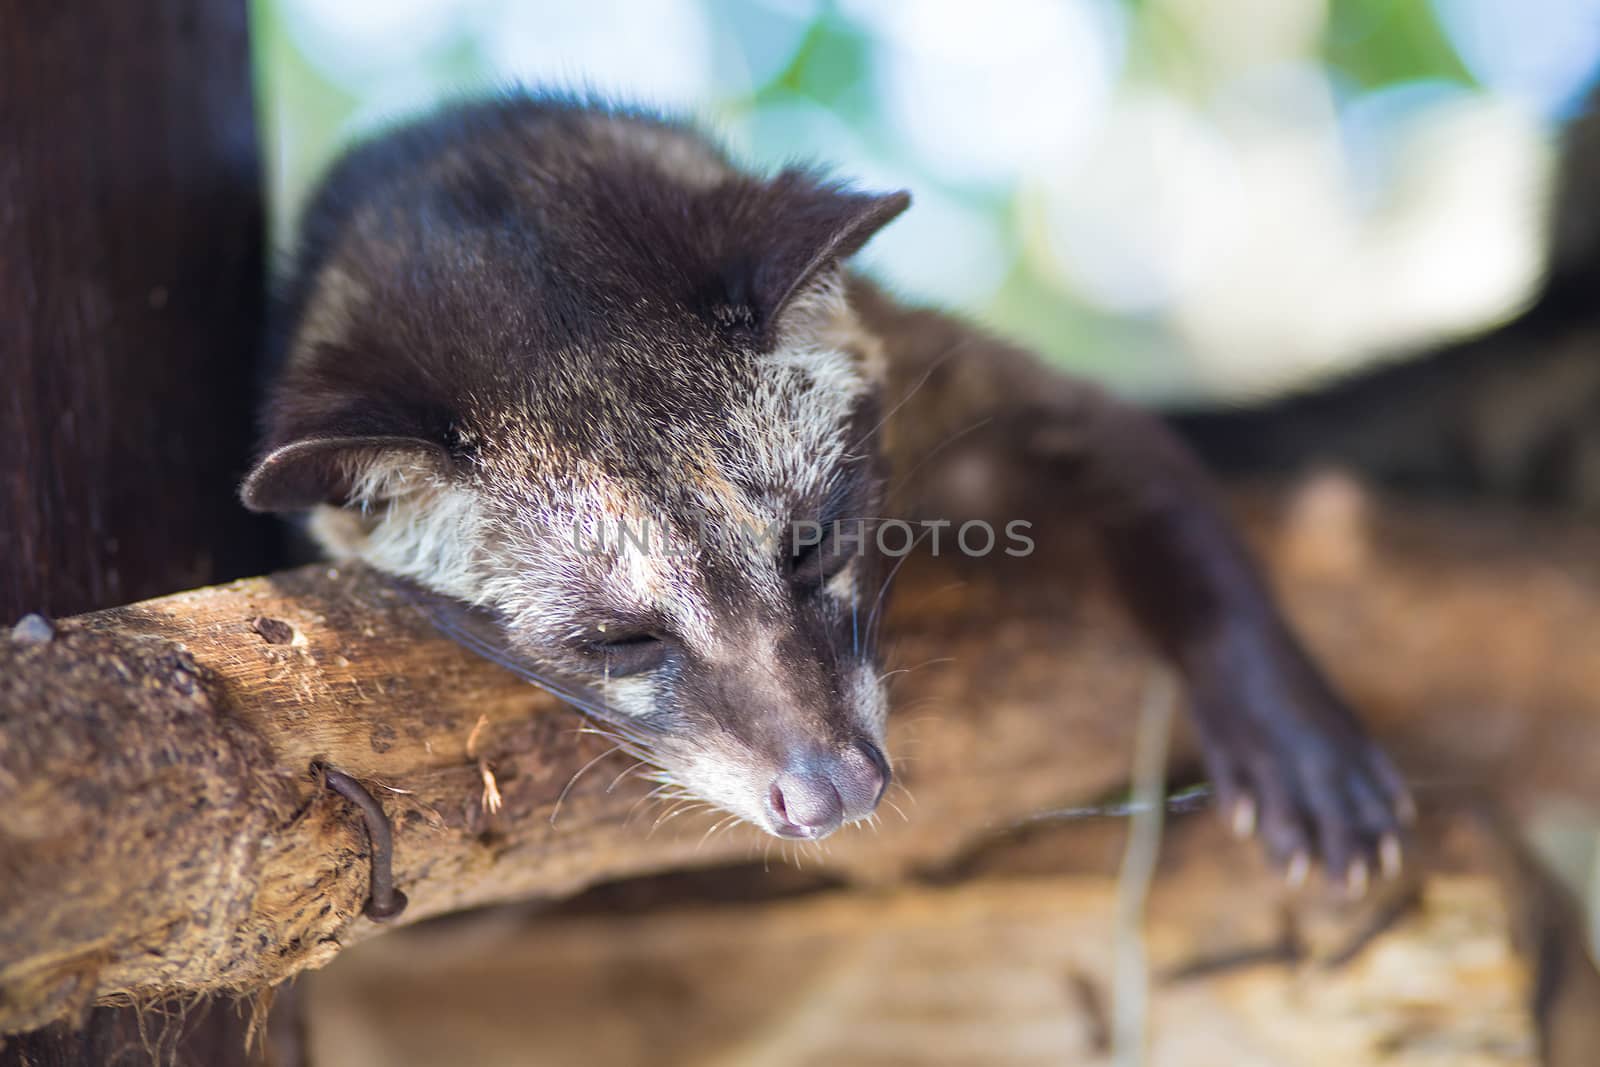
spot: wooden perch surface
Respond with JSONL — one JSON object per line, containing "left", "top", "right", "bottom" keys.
{"left": 4, "top": 476, "right": 1600, "bottom": 1034}
{"left": 301, "top": 817, "right": 1551, "bottom": 1067}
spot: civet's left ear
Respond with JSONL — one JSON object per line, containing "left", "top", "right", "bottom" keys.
{"left": 732, "top": 174, "right": 911, "bottom": 340}
{"left": 240, "top": 434, "right": 452, "bottom": 513}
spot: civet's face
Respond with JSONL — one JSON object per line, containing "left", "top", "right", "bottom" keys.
{"left": 305, "top": 282, "right": 892, "bottom": 838}
{"left": 241, "top": 100, "right": 912, "bottom": 837}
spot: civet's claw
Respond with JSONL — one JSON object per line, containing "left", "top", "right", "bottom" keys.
{"left": 1231, "top": 795, "right": 1257, "bottom": 839}
{"left": 1346, "top": 858, "right": 1370, "bottom": 900}
{"left": 1286, "top": 851, "right": 1310, "bottom": 890}
{"left": 1379, "top": 834, "right": 1403, "bottom": 880}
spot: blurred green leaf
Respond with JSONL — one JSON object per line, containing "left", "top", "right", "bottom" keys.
{"left": 772, "top": 15, "right": 874, "bottom": 117}
{"left": 1325, "top": 0, "right": 1475, "bottom": 89}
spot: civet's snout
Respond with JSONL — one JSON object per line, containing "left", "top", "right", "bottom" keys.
{"left": 764, "top": 739, "right": 891, "bottom": 839}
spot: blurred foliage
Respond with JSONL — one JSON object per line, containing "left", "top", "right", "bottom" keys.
{"left": 251, "top": 0, "right": 1599, "bottom": 400}
{"left": 1324, "top": 0, "right": 1472, "bottom": 89}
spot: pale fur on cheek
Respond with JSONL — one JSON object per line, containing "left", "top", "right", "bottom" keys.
{"left": 593, "top": 674, "right": 656, "bottom": 718}
{"left": 848, "top": 660, "right": 889, "bottom": 737}
{"left": 667, "top": 743, "right": 773, "bottom": 830}
{"left": 307, "top": 474, "right": 493, "bottom": 608}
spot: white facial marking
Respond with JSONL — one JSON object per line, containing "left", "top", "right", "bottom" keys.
{"left": 848, "top": 661, "right": 889, "bottom": 734}
{"left": 594, "top": 674, "right": 656, "bottom": 718}
{"left": 823, "top": 556, "right": 858, "bottom": 603}
{"left": 308, "top": 458, "right": 489, "bottom": 607}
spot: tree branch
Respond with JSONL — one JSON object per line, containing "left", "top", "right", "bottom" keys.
{"left": 3, "top": 476, "right": 1599, "bottom": 1031}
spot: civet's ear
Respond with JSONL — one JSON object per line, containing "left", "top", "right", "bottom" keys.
{"left": 239, "top": 435, "right": 452, "bottom": 513}
{"left": 734, "top": 175, "right": 911, "bottom": 338}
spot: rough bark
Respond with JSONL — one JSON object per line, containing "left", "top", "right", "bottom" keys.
{"left": 0, "top": 0, "right": 279, "bottom": 1057}
{"left": 3, "top": 475, "right": 1599, "bottom": 1033}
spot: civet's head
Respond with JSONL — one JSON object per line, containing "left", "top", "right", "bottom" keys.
{"left": 242, "top": 97, "right": 910, "bottom": 839}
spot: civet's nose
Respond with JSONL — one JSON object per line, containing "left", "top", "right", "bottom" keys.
{"left": 766, "top": 740, "right": 891, "bottom": 839}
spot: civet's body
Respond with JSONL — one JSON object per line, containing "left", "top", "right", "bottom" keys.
{"left": 244, "top": 94, "right": 1406, "bottom": 881}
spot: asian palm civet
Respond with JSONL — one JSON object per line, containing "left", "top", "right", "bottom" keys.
{"left": 241, "top": 93, "right": 1409, "bottom": 886}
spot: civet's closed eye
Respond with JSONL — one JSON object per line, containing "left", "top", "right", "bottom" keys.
{"left": 790, "top": 520, "right": 857, "bottom": 589}
{"left": 579, "top": 629, "right": 670, "bottom": 676}
{"left": 790, "top": 467, "right": 873, "bottom": 589}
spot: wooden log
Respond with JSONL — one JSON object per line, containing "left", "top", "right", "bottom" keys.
{"left": 3, "top": 477, "right": 1600, "bottom": 1032}
{"left": 0, "top": 0, "right": 279, "bottom": 1057}
{"left": 295, "top": 820, "right": 1546, "bottom": 1067}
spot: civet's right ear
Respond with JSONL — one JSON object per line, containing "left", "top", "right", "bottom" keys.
{"left": 240, "top": 435, "right": 452, "bottom": 513}
{"left": 747, "top": 178, "right": 911, "bottom": 334}
{"left": 710, "top": 173, "right": 910, "bottom": 344}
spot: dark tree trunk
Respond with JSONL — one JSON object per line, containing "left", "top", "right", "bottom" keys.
{"left": 0, "top": 0, "right": 276, "bottom": 621}
{"left": 0, "top": 0, "right": 281, "bottom": 1062}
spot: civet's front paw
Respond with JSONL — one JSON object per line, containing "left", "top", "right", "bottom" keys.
{"left": 1188, "top": 636, "right": 1412, "bottom": 894}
